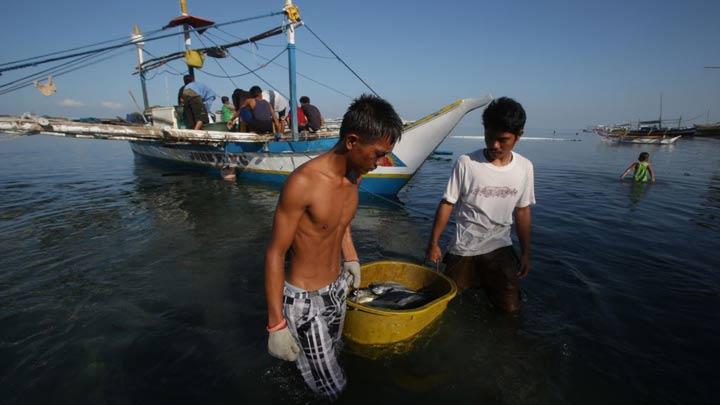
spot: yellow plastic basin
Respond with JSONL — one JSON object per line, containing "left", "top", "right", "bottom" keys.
{"left": 343, "top": 261, "right": 457, "bottom": 345}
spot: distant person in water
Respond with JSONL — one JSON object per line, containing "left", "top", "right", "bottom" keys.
{"left": 426, "top": 97, "right": 535, "bottom": 313}
{"left": 621, "top": 152, "right": 656, "bottom": 183}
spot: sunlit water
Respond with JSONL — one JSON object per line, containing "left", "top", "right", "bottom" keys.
{"left": 1, "top": 133, "right": 718, "bottom": 404}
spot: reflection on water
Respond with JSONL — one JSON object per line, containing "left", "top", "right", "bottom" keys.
{"left": 625, "top": 180, "right": 652, "bottom": 207}
{"left": 1, "top": 134, "right": 719, "bottom": 404}
{"left": 695, "top": 172, "right": 720, "bottom": 230}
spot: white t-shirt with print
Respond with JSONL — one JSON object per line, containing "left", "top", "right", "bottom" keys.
{"left": 442, "top": 149, "right": 535, "bottom": 256}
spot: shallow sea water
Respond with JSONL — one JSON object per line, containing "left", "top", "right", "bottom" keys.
{"left": 1, "top": 132, "right": 718, "bottom": 404}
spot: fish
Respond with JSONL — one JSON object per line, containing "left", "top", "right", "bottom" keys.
{"left": 366, "top": 290, "right": 431, "bottom": 310}
{"left": 349, "top": 288, "right": 378, "bottom": 304}
{"left": 369, "top": 282, "right": 415, "bottom": 295}
{"left": 349, "top": 281, "right": 432, "bottom": 309}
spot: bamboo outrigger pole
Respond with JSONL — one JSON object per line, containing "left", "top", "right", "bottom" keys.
{"left": 180, "top": 0, "right": 194, "bottom": 78}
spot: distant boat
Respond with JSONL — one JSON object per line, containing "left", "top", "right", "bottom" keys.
{"left": 616, "top": 135, "right": 681, "bottom": 145}
{"left": 693, "top": 123, "right": 720, "bottom": 137}
{"left": 596, "top": 130, "right": 682, "bottom": 145}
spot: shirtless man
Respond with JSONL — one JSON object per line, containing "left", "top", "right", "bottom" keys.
{"left": 264, "top": 94, "right": 403, "bottom": 400}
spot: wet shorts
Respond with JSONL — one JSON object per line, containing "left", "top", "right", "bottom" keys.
{"left": 283, "top": 271, "right": 351, "bottom": 400}
{"left": 443, "top": 246, "right": 521, "bottom": 312}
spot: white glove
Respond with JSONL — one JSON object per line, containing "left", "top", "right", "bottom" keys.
{"left": 268, "top": 327, "right": 300, "bottom": 361}
{"left": 343, "top": 260, "right": 361, "bottom": 289}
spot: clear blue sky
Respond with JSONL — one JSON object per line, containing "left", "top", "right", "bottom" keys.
{"left": 1, "top": 0, "right": 719, "bottom": 131}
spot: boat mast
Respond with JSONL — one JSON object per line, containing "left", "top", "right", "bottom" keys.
{"left": 180, "top": 0, "right": 193, "bottom": 78}
{"left": 285, "top": 0, "right": 300, "bottom": 140}
{"left": 659, "top": 92, "right": 663, "bottom": 129}
{"left": 131, "top": 24, "right": 149, "bottom": 111}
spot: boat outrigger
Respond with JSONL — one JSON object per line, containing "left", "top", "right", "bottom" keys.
{"left": 0, "top": 0, "right": 491, "bottom": 196}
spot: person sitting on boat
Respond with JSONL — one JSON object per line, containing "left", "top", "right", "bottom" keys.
{"left": 264, "top": 94, "right": 403, "bottom": 400}
{"left": 299, "top": 96, "right": 324, "bottom": 132}
{"left": 426, "top": 97, "right": 535, "bottom": 313}
{"left": 620, "top": 152, "right": 656, "bottom": 183}
{"left": 259, "top": 86, "right": 289, "bottom": 133}
{"left": 243, "top": 86, "right": 278, "bottom": 134}
{"left": 220, "top": 96, "right": 234, "bottom": 123}
{"left": 287, "top": 104, "right": 308, "bottom": 130}
{"left": 227, "top": 89, "right": 252, "bottom": 131}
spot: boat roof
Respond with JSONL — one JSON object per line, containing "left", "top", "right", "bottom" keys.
{"left": 163, "top": 15, "right": 215, "bottom": 34}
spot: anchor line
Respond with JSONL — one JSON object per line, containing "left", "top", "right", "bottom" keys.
{"left": 303, "top": 24, "right": 380, "bottom": 98}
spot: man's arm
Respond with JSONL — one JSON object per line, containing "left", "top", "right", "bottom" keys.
{"left": 426, "top": 200, "right": 454, "bottom": 263}
{"left": 514, "top": 205, "right": 532, "bottom": 278}
{"left": 341, "top": 225, "right": 359, "bottom": 262}
{"left": 265, "top": 174, "right": 309, "bottom": 327}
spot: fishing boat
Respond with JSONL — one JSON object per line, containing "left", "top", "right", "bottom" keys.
{"left": 596, "top": 130, "right": 682, "bottom": 145}
{"left": 694, "top": 123, "right": 720, "bottom": 137}
{"left": 0, "top": 0, "right": 492, "bottom": 196}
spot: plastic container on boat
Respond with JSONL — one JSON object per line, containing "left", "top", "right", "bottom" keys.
{"left": 343, "top": 261, "right": 457, "bottom": 345}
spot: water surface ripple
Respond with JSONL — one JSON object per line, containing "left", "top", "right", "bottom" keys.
{"left": 1, "top": 133, "right": 718, "bottom": 404}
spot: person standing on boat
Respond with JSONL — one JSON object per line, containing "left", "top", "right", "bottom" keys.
{"left": 299, "top": 96, "right": 324, "bottom": 132}
{"left": 620, "top": 152, "right": 656, "bottom": 183}
{"left": 180, "top": 75, "right": 211, "bottom": 130}
{"left": 184, "top": 75, "right": 217, "bottom": 123}
{"left": 264, "top": 94, "right": 403, "bottom": 400}
{"left": 426, "top": 97, "right": 535, "bottom": 313}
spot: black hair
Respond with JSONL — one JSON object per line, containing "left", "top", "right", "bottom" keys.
{"left": 249, "top": 85, "right": 262, "bottom": 97}
{"left": 231, "top": 89, "right": 247, "bottom": 111}
{"left": 299, "top": 96, "right": 310, "bottom": 104}
{"left": 482, "top": 97, "right": 526, "bottom": 136}
{"left": 221, "top": 96, "right": 229, "bottom": 103}
{"left": 638, "top": 152, "right": 650, "bottom": 161}
{"left": 339, "top": 94, "right": 403, "bottom": 144}
{"left": 183, "top": 74, "right": 193, "bottom": 85}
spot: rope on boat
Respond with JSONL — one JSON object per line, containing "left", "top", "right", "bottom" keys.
{"left": 0, "top": 27, "right": 165, "bottom": 69}
{"left": 0, "top": 11, "right": 285, "bottom": 76}
{"left": 194, "top": 49, "right": 286, "bottom": 79}
{"left": 206, "top": 31, "right": 353, "bottom": 99}
{"left": 192, "top": 32, "right": 241, "bottom": 89}
{"left": 201, "top": 33, "right": 288, "bottom": 99}
{"left": 0, "top": 48, "right": 135, "bottom": 96}
{"left": 303, "top": 24, "right": 380, "bottom": 98}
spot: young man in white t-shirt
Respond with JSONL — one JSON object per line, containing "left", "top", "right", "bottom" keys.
{"left": 426, "top": 97, "right": 535, "bottom": 313}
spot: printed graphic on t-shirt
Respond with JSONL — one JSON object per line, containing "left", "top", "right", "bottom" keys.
{"left": 468, "top": 186, "right": 518, "bottom": 199}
